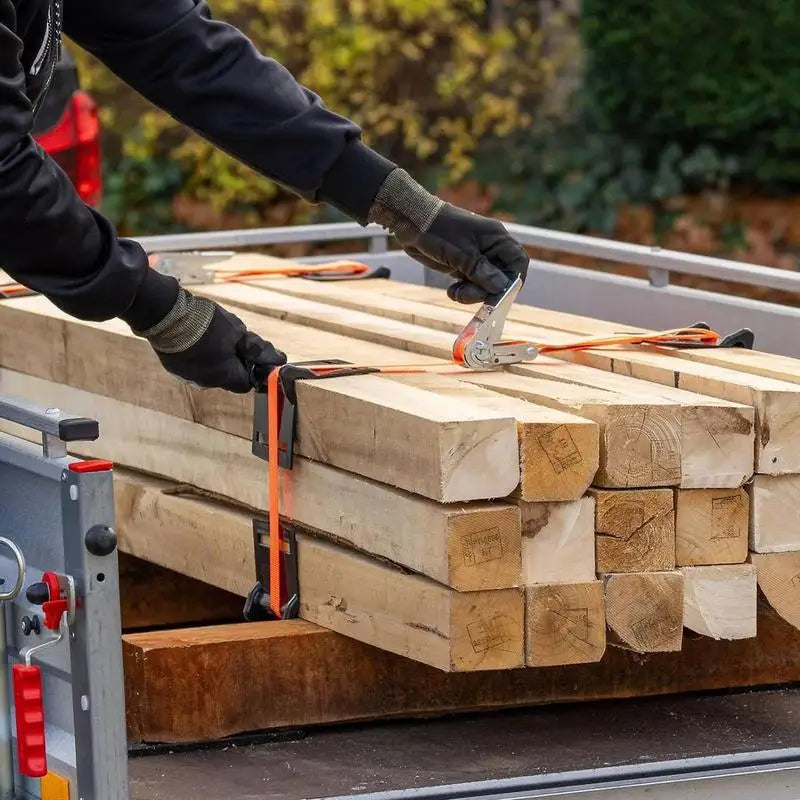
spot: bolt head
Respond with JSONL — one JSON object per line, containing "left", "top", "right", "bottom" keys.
{"left": 21, "top": 615, "right": 40, "bottom": 636}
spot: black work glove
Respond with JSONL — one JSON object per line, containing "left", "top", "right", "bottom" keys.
{"left": 366, "top": 168, "right": 529, "bottom": 303}
{"left": 131, "top": 285, "right": 286, "bottom": 393}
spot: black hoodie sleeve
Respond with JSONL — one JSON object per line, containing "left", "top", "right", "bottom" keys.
{"left": 0, "top": 0, "right": 159, "bottom": 322}
{"left": 63, "top": 0, "right": 396, "bottom": 222}
{"left": 0, "top": 0, "right": 394, "bottom": 325}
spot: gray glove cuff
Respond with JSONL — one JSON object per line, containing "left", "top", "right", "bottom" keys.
{"left": 367, "top": 168, "right": 444, "bottom": 239}
{"left": 133, "top": 286, "right": 215, "bottom": 354}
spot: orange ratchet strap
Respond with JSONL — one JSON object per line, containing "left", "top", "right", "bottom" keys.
{"left": 260, "top": 358, "right": 466, "bottom": 619}
{"left": 0, "top": 282, "right": 35, "bottom": 298}
{"left": 448, "top": 274, "right": 745, "bottom": 369}
{"left": 536, "top": 328, "right": 721, "bottom": 353}
{"left": 266, "top": 368, "right": 283, "bottom": 618}
{"left": 217, "top": 259, "right": 375, "bottom": 282}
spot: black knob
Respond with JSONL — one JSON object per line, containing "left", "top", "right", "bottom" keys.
{"left": 85, "top": 525, "right": 117, "bottom": 557}
{"left": 21, "top": 615, "right": 40, "bottom": 636}
{"left": 26, "top": 582, "right": 49, "bottom": 605}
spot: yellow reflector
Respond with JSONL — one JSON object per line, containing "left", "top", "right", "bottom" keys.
{"left": 41, "top": 771, "right": 70, "bottom": 799}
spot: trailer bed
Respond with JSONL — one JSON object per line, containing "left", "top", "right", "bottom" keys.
{"left": 128, "top": 686, "right": 800, "bottom": 800}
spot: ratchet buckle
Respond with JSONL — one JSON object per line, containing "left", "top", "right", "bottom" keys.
{"left": 452, "top": 276, "right": 538, "bottom": 370}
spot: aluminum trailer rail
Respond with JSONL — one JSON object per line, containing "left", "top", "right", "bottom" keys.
{"left": 136, "top": 220, "right": 800, "bottom": 358}
{"left": 326, "top": 749, "right": 800, "bottom": 800}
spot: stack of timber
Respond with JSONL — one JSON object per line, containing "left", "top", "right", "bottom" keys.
{"left": 3, "top": 254, "right": 800, "bottom": 741}
{"left": 268, "top": 268, "right": 799, "bottom": 636}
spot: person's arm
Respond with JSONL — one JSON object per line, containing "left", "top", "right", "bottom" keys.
{"left": 63, "top": 0, "right": 396, "bottom": 225}
{"left": 0, "top": 0, "right": 159, "bottom": 322}
{"left": 0, "top": 0, "right": 284, "bottom": 392}
{"left": 65, "top": 0, "right": 529, "bottom": 304}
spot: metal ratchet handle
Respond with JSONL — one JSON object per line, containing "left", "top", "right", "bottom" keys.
{"left": 21, "top": 612, "right": 68, "bottom": 667}
{"left": 453, "top": 275, "right": 535, "bottom": 369}
{"left": 475, "top": 275, "right": 524, "bottom": 347}
{"left": 491, "top": 341, "right": 539, "bottom": 364}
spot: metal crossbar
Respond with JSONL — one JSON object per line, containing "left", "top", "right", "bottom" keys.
{"left": 134, "top": 221, "right": 800, "bottom": 294}
{"left": 134, "top": 220, "right": 800, "bottom": 357}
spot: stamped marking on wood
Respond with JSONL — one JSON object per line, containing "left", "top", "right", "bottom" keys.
{"left": 711, "top": 495, "right": 743, "bottom": 540}
{"left": 462, "top": 527, "right": 504, "bottom": 566}
{"left": 467, "top": 615, "right": 511, "bottom": 653}
{"left": 549, "top": 607, "right": 591, "bottom": 646}
{"left": 538, "top": 425, "right": 582, "bottom": 474}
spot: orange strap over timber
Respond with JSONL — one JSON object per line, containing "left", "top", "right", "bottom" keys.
{"left": 267, "top": 368, "right": 283, "bottom": 618}
{"left": 262, "top": 324, "right": 721, "bottom": 616}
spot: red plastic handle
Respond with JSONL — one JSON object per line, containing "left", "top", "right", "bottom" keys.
{"left": 12, "top": 664, "right": 47, "bottom": 777}
{"left": 41, "top": 571, "right": 66, "bottom": 631}
{"left": 42, "top": 599, "right": 67, "bottom": 632}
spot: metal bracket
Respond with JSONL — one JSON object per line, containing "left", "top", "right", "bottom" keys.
{"left": 251, "top": 360, "right": 379, "bottom": 469}
{"left": 0, "top": 396, "right": 99, "bottom": 462}
{"left": 453, "top": 275, "right": 538, "bottom": 370}
{"left": 661, "top": 321, "right": 756, "bottom": 350}
{"left": 243, "top": 519, "right": 300, "bottom": 622}
{"left": 146, "top": 251, "right": 232, "bottom": 285}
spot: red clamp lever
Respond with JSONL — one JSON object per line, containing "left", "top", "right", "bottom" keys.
{"left": 12, "top": 665, "right": 46, "bottom": 777}
{"left": 26, "top": 571, "right": 68, "bottom": 631}
{"left": 14, "top": 571, "right": 71, "bottom": 776}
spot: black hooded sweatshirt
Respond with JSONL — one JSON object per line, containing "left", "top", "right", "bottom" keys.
{"left": 0, "top": 0, "right": 395, "bottom": 327}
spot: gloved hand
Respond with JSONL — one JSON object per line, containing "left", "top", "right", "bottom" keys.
{"left": 366, "top": 168, "right": 529, "bottom": 303}
{"left": 131, "top": 285, "right": 286, "bottom": 392}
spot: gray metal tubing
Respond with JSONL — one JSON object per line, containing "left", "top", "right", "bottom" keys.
{"left": 0, "top": 396, "right": 86, "bottom": 438}
{"left": 136, "top": 220, "right": 800, "bottom": 295}
{"left": 0, "top": 537, "right": 25, "bottom": 799}
{"left": 504, "top": 223, "right": 800, "bottom": 294}
{"left": 294, "top": 249, "right": 800, "bottom": 358}
{"left": 135, "top": 222, "right": 387, "bottom": 253}
{"left": 0, "top": 609, "right": 12, "bottom": 800}
{"left": 61, "top": 467, "right": 129, "bottom": 799}
{"left": 320, "top": 747, "right": 800, "bottom": 800}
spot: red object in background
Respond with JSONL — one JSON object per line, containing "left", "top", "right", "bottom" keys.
{"left": 34, "top": 90, "right": 102, "bottom": 207}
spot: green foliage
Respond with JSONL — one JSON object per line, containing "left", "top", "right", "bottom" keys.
{"left": 68, "top": 0, "right": 557, "bottom": 233}
{"left": 579, "top": 0, "right": 800, "bottom": 188}
{"left": 464, "top": 1, "right": 800, "bottom": 239}
{"left": 100, "top": 156, "right": 189, "bottom": 235}
{"left": 470, "top": 114, "right": 746, "bottom": 235}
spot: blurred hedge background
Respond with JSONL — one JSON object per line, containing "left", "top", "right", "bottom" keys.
{"left": 68, "top": 0, "right": 800, "bottom": 269}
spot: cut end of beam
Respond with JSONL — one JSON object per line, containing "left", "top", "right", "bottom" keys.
{"left": 681, "top": 564, "right": 757, "bottom": 640}
{"left": 525, "top": 581, "right": 606, "bottom": 667}
{"left": 592, "top": 488, "right": 675, "bottom": 573}
{"left": 598, "top": 405, "right": 681, "bottom": 488}
{"left": 749, "top": 551, "right": 800, "bottom": 632}
{"left": 521, "top": 498, "right": 595, "bottom": 584}
{"left": 750, "top": 475, "right": 800, "bottom": 553}
{"left": 445, "top": 506, "right": 523, "bottom": 591}
{"left": 516, "top": 419, "right": 599, "bottom": 502}
{"left": 676, "top": 488, "right": 749, "bottom": 566}
{"left": 603, "top": 571, "right": 684, "bottom": 653}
